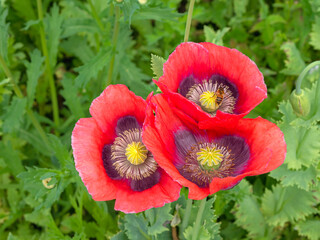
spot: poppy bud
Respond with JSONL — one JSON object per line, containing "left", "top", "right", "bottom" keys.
{"left": 289, "top": 90, "right": 310, "bottom": 117}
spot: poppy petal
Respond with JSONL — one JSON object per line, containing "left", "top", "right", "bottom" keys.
{"left": 114, "top": 169, "right": 181, "bottom": 213}
{"left": 72, "top": 118, "right": 117, "bottom": 200}
{"left": 89, "top": 84, "right": 147, "bottom": 134}
{"left": 199, "top": 42, "right": 267, "bottom": 114}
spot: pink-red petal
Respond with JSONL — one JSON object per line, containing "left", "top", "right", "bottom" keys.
{"left": 72, "top": 118, "right": 117, "bottom": 201}
{"left": 89, "top": 84, "right": 147, "bottom": 134}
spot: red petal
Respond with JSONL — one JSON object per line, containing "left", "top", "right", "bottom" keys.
{"left": 158, "top": 42, "right": 211, "bottom": 92}
{"left": 71, "top": 118, "right": 117, "bottom": 200}
{"left": 199, "top": 42, "right": 267, "bottom": 114}
{"left": 200, "top": 116, "right": 286, "bottom": 194}
{"left": 114, "top": 169, "right": 181, "bottom": 213}
{"left": 89, "top": 84, "right": 147, "bottom": 134}
{"left": 144, "top": 95, "right": 210, "bottom": 199}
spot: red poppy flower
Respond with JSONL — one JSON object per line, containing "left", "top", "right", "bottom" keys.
{"left": 71, "top": 85, "right": 181, "bottom": 213}
{"left": 143, "top": 94, "right": 286, "bottom": 200}
{"left": 155, "top": 42, "right": 267, "bottom": 122}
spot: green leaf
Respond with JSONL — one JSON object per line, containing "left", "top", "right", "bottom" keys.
{"left": 310, "top": 17, "right": 320, "bottom": 50}
{"left": 18, "top": 167, "right": 72, "bottom": 210}
{"left": 278, "top": 102, "right": 320, "bottom": 169}
{"left": 151, "top": 54, "right": 166, "bottom": 80}
{"left": 118, "top": 57, "right": 153, "bottom": 98}
{"left": 204, "top": 26, "right": 230, "bottom": 46}
{"left": 235, "top": 195, "right": 267, "bottom": 239}
{"left": 234, "top": 0, "right": 249, "bottom": 17}
{"left": 124, "top": 214, "right": 149, "bottom": 240}
{"left": 7, "top": 233, "right": 20, "bottom": 240}
{"left": 145, "top": 203, "right": 172, "bottom": 236}
{"left": 11, "top": 0, "right": 36, "bottom": 21}
{"left": 25, "top": 49, "right": 44, "bottom": 108}
{"left": 61, "top": 18, "right": 99, "bottom": 38}
{"left": 280, "top": 42, "right": 306, "bottom": 76}
{"left": 120, "top": 0, "right": 140, "bottom": 26}
{"left": 296, "top": 220, "right": 320, "bottom": 240}
{"left": 261, "top": 185, "right": 317, "bottom": 227}
{"left": 0, "top": 141, "right": 24, "bottom": 176}
{"left": 184, "top": 225, "right": 211, "bottom": 240}
{"left": 24, "top": 208, "right": 64, "bottom": 238}
{"left": 183, "top": 198, "right": 221, "bottom": 239}
{"left": 2, "top": 97, "right": 27, "bottom": 133}
{"left": 44, "top": 4, "right": 63, "bottom": 69}
{"left": 74, "top": 47, "right": 111, "bottom": 88}
{"left": 0, "top": 8, "right": 9, "bottom": 62}
{"left": 111, "top": 232, "right": 129, "bottom": 240}
{"left": 60, "top": 36, "right": 95, "bottom": 63}
{"left": 269, "top": 164, "right": 317, "bottom": 190}
{"left": 22, "top": 19, "right": 40, "bottom": 31}
{"left": 60, "top": 74, "right": 85, "bottom": 119}
{"left": 132, "top": 7, "right": 182, "bottom": 21}
{"left": 47, "top": 134, "right": 72, "bottom": 168}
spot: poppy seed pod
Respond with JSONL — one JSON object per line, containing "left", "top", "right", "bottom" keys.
{"left": 289, "top": 90, "right": 310, "bottom": 117}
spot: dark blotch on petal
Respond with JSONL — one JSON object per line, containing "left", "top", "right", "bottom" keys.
{"left": 174, "top": 129, "right": 197, "bottom": 166}
{"left": 178, "top": 76, "right": 197, "bottom": 97}
{"left": 215, "top": 135, "right": 250, "bottom": 175}
{"left": 102, "top": 144, "right": 122, "bottom": 180}
{"left": 209, "top": 74, "right": 239, "bottom": 99}
{"left": 116, "top": 116, "right": 141, "bottom": 135}
{"left": 130, "top": 170, "right": 160, "bottom": 191}
{"left": 178, "top": 163, "right": 210, "bottom": 188}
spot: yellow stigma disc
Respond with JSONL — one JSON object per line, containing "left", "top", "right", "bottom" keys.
{"left": 199, "top": 91, "right": 219, "bottom": 113}
{"left": 125, "top": 142, "right": 148, "bottom": 165}
{"left": 196, "top": 147, "right": 223, "bottom": 167}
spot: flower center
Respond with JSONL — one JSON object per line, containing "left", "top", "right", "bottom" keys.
{"left": 196, "top": 146, "right": 223, "bottom": 167}
{"left": 125, "top": 141, "right": 148, "bottom": 165}
{"left": 186, "top": 78, "right": 236, "bottom": 115}
{"left": 199, "top": 91, "right": 218, "bottom": 113}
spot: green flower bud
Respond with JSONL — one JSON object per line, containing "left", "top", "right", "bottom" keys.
{"left": 289, "top": 90, "right": 311, "bottom": 117}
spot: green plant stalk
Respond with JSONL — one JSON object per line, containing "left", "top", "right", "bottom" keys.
{"left": 36, "top": 0, "right": 60, "bottom": 130}
{"left": 184, "top": 0, "right": 196, "bottom": 42}
{"left": 192, "top": 198, "right": 207, "bottom": 240}
{"left": 181, "top": 198, "right": 192, "bottom": 234}
{"left": 0, "top": 54, "right": 50, "bottom": 148}
{"left": 88, "top": 0, "right": 105, "bottom": 32}
{"left": 295, "top": 61, "right": 320, "bottom": 95}
{"left": 106, "top": 6, "right": 120, "bottom": 87}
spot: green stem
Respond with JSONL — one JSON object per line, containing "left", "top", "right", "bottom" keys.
{"left": 36, "top": 0, "right": 60, "bottom": 130}
{"left": 192, "top": 198, "right": 207, "bottom": 240}
{"left": 106, "top": 6, "right": 120, "bottom": 87}
{"left": 181, "top": 198, "right": 192, "bottom": 234}
{"left": 184, "top": 0, "right": 196, "bottom": 42}
{"left": 295, "top": 61, "right": 320, "bottom": 95}
{"left": 87, "top": 0, "right": 105, "bottom": 32}
{"left": 0, "top": 54, "right": 50, "bottom": 149}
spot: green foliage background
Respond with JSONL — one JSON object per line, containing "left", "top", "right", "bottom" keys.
{"left": 0, "top": 0, "right": 319, "bottom": 239}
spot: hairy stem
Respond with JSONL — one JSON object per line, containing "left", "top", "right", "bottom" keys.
{"left": 184, "top": 0, "right": 196, "bottom": 42}
{"left": 192, "top": 198, "right": 206, "bottom": 240}
{"left": 87, "top": 0, "right": 105, "bottom": 32}
{"left": 106, "top": 6, "right": 120, "bottom": 86}
{"left": 36, "top": 0, "right": 60, "bottom": 130}
{"left": 181, "top": 198, "right": 192, "bottom": 234}
{"left": 296, "top": 61, "right": 320, "bottom": 95}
